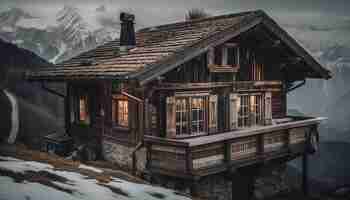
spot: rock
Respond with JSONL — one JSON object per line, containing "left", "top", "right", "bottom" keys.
{"left": 334, "top": 186, "right": 350, "bottom": 196}
{"left": 0, "top": 142, "right": 16, "bottom": 156}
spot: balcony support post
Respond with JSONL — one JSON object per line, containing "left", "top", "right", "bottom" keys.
{"left": 302, "top": 152, "right": 309, "bottom": 196}
{"left": 190, "top": 177, "right": 200, "bottom": 197}
{"left": 231, "top": 165, "right": 260, "bottom": 200}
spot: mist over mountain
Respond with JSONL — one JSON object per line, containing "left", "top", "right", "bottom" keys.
{"left": 0, "top": 6, "right": 119, "bottom": 64}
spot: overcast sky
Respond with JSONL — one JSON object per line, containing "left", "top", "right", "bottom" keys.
{"left": 1, "top": 0, "right": 350, "bottom": 51}
{"left": 2, "top": 0, "right": 350, "bottom": 23}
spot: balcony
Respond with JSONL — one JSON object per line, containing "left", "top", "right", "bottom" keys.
{"left": 143, "top": 116, "right": 324, "bottom": 178}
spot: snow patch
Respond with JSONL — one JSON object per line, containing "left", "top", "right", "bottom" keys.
{"left": 78, "top": 164, "right": 103, "bottom": 173}
{"left": 0, "top": 176, "right": 77, "bottom": 200}
{"left": 0, "top": 156, "right": 22, "bottom": 161}
{"left": 0, "top": 160, "right": 53, "bottom": 173}
{"left": 37, "top": 42, "right": 44, "bottom": 54}
{"left": 50, "top": 42, "right": 67, "bottom": 64}
{"left": 0, "top": 158, "right": 192, "bottom": 200}
{"left": 4, "top": 90, "right": 19, "bottom": 144}
{"left": 13, "top": 39, "right": 23, "bottom": 45}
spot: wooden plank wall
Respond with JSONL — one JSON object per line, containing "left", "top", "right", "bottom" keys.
{"left": 271, "top": 91, "right": 286, "bottom": 119}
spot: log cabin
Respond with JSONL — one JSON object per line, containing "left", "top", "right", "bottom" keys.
{"left": 28, "top": 10, "right": 331, "bottom": 199}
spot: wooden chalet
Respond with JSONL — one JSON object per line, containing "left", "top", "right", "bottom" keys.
{"left": 28, "top": 10, "right": 331, "bottom": 199}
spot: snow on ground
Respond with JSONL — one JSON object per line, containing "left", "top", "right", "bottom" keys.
{"left": 0, "top": 157, "right": 191, "bottom": 200}
{"left": 78, "top": 164, "right": 103, "bottom": 173}
{"left": 0, "top": 156, "right": 22, "bottom": 161}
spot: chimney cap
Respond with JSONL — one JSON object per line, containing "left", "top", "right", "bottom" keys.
{"left": 120, "top": 12, "right": 135, "bottom": 22}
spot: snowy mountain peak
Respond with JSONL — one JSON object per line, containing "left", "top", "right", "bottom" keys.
{"left": 0, "top": 6, "right": 118, "bottom": 64}
{"left": 0, "top": 7, "right": 33, "bottom": 27}
{"left": 56, "top": 6, "right": 92, "bottom": 47}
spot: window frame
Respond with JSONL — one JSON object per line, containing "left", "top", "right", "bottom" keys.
{"left": 190, "top": 97, "right": 206, "bottom": 135}
{"left": 222, "top": 43, "right": 240, "bottom": 67}
{"left": 173, "top": 94, "right": 209, "bottom": 138}
{"left": 175, "top": 98, "right": 189, "bottom": 136}
{"left": 238, "top": 95, "right": 250, "bottom": 128}
{"left": 251, "top": 62, "right": 264, "bottom": 81}
{"left": 250, "top": 94, "right": 264, "bottom": 126}
{"left": 78, "top": 94, "right": 90, "bottom": 125}
{"left": 237, "top": 93, "right": 264, "bottom": 128}
{"left": 112, "top": 94, "right": 129, "bottom": 128}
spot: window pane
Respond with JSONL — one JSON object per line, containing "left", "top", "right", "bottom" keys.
{"left": 117, "top": 100, "right": 128, "bottom": 127}
{"left": 191, "top": 97, "right": 205, "bottom": 134}
{"left": 227, "top": 47, "right": 236, "bottom": 65}
{"left": 176, "top": 98, "right": 188, "bottom": 135}
{"left": 238, "top": 95, "right": 249, "bottom": 127}
{"left": 79, "top": 95, "right": 88, "bottom": 123}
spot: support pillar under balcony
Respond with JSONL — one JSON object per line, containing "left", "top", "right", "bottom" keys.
{"left": 302, "top": 152, "right": 309, "bottom": 196}
{"left": 231, "top": 165, "right": 260, "bottom": 200}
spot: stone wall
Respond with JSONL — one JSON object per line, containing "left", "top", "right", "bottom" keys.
{"left": 102, "top": 140, "right": 146, "bottom": 173}
{"left": 151, "top": 173, "right": 232, "bottom": 200}
{"left": 102, "top": 140, "right": 292, "bottom": 200}
{"left": 151, "top": 164, "right": 291, "bottom": 200}
{"left": 254, "top": 164, "right": 290, "bottom": 199}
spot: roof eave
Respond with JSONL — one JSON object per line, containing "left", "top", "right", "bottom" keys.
{"left": 26, "top": 72, "right": 128, "bottom": 82}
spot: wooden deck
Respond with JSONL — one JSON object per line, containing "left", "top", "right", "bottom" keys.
{"left": 144, "top": 116, "right": 324, "bottom": 179}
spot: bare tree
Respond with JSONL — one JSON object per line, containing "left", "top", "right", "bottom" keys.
{"left": 185, "top": 8, "right": 210, "bottom": 21}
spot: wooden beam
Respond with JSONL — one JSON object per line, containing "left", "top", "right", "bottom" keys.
{"left": 302, "top": 152, "right": 309, "bottom": 196}
{"left": 41, "top": 82, "right": 65, "bottom": 98}
{"left": 64, "top": 84, "right": 70, "bottom": 133}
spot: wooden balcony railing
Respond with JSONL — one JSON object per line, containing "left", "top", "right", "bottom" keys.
{"left": 144, "top": 116, "right": 324, "bottom": 178}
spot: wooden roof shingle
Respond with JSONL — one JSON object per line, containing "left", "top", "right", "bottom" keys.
{"left": 27, "top": 10, "right": 331, "bottom": 81}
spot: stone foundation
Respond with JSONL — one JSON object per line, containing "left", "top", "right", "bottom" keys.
{"left": 102, "top": 141, "right": 291, "bottom": 200}
{"left": 102, "top": 140, "right": 146, "bottom": 173}
{"left": 151, "top": 164, "right": 291, "bottom": 200}
{"left": 255, "top": 164, "right": 290, "bottom": 199}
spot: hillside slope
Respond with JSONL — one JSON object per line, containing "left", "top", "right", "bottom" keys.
{"left": 0, "top": 38, "right": 64, "bottom": 146}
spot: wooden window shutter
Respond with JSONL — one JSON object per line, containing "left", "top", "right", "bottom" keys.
{"left": 128, "top": 99, "right": 133, "bottom": 129}
{"left": 214, "top": 46, "right": 222, "bottom": 65}
{"left": 207, "top": 47, "right": 215, "bottom": 66}
{"left": 209, "top": 94, "right": 218, "bottom": 133}
{"left": 166, "top": 96, "right": 176, "bottom": 138}
{"left": 69, "top": 89, "right": 75, "bottom": 123}
{"left": 265, "top": 92, "right": 272, "bottom": 125}
{"left": 229, "top": 93, "right": 240, "bottom": 130}
{"left": 222, "top": 47, "right": 228, "bottom": 65}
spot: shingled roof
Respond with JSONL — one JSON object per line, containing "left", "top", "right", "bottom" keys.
{"left": 28, "top": 10, "right": 331, "bottom": 83}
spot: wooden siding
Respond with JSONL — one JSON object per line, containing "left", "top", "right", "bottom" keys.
{"left": 67, "top": 81, "right": 144, "bottom": 146}
{"left": 271, "top": 91, "right": 286, "bottom": 119}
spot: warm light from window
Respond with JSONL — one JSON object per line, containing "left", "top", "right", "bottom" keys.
{"left": 118, "top": 100, "right": 128, "bottom": 127}
{"left": 79, "top": 95, "right": 89, "bottom": 123}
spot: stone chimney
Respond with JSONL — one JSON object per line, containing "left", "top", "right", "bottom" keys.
{"left": 119, "top": 12, "right": 136, "bottom": 53}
